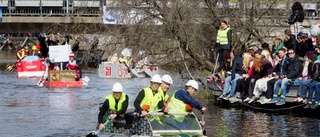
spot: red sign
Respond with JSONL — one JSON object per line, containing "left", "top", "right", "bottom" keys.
{"left": 105, "top": 66, "right": 111, "bottom": 76}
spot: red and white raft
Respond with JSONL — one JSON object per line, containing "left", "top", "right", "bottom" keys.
{"left": 16, "top": 56, "right": 45, "bottom": 78}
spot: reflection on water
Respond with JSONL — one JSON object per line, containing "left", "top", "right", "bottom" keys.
{"left": 1, "top": 69, "right": 320, "bottom": 137}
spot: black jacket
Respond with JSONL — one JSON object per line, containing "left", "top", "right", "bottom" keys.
{"left": 231, "top": 54, "right": 244, "bottom": 80}
{"left": 287, "top": 10, "right": 305, "bottom": 25}
{"left": 286, "top": 56, "right": 302, "bottom": 80}
{"left": 297, "top": 39, "right": 313, "bottom": 58}
{"left": 284, "top": 34, "right": 297, "bottom": 51}
{"left": 311, "top": 60, "right": 320, "bottom": 81}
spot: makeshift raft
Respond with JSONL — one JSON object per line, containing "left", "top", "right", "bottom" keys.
{"left": 97, "top": 62, "right": 158, "bottom": 78}
{"left": 97, "top": 112, "right": 206, "bottom": 137}
{"left": 207, "top": 80, "right": 320, "bottom": 118}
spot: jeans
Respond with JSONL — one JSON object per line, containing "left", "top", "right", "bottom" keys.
{"left": 223, "top": 74, "right": 241, "bottom": 96}
{"left": 273, "top": 78, "right": 302, "bottom": 98}
{"left": 297, "top": 78, "right": 312, "bottom": 99}
{"left": 308, "top": 81, "right": 320, "bottom": 102}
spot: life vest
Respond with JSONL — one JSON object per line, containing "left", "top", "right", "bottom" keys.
{"left": 123, "top": 56, "right": 132, "bottom": 64}
{"left": 168, "top": 90, "right": 193, "bottom": 122}
{"left": 168, "top": 90, "right": 192, "bottom": 113}
{"left": 16, "top": 51, "right": 25, "bottom": 60}
{"left": 216, "top": 27, "right": 231, "bottom": 45}
{"left": 140, "top": 87, "right": 162, "bottom": 112}
{"left": 22, "top": 49, "right": 29, "bottom": 56}
{"left": 104, "top": 92, "right": 126, "bottom": 114}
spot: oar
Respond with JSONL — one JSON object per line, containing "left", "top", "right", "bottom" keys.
{"left": 86, "top": 119, "right": 110, "bottom": 137}
{"left": 202, "top": 112, "right": 206, "bottom": 135}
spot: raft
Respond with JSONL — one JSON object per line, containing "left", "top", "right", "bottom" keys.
{"left": 97, "top": 112, "right": 206, "bottom": 137}
{"left": 42, "top": 70, "right": 89, "bottom": 88}
{"left": 16, "top": 56, "right": 45, "bottom": 78}
{"left": 43, "top": 81, "right": 84, "bottom": 88}
{"left": 97, "top": 62, "right": 159, "bottom": 78}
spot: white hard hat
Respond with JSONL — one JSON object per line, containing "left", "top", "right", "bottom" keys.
{"left": 112, "top": 82, "right": 123, "bottom": 92}
{"left": 150, "top": 74, "right": 162, "bottom": 83}
{"left": 161, "top": 74, "right": 173, "bottom": 85}
{"left": 186, "top": 80, "right": 199, "bottom": 90}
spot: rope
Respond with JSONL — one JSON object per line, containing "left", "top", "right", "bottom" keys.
{"left": 177, "top": 42, "right": 194, "bottom": 80}
{"left": 239, "top": 102, "right": 306, "bottom": 111}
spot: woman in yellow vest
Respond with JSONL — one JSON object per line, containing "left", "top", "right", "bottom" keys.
{"left": 134, "top": 74, "right": 167, "bottom": 116}
{"left": 215, "top": 19, "right": 232, "bottom": 72}
{"left": 98, "top": 82, "right": 129, "bottom": 130}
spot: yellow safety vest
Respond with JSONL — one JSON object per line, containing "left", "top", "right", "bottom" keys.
{"left": 216, "top": 27, "right": 231, "bottom": 45}
{"left": 140, "top": 87, "right": 162, "bottom": 112}
{"left": 16, "top": 51, "right": 25, "bottom": 59}
{"left": 124, "top": 56, "right": 132, "bottom": 64}
{"left": 158, "top": 87, "right": 169, "bottom": 103}
{"left": 104, "top": 92, "right": 126, "bottom": 114}
{"left": 168, "top": 90, "right": 189, "bottom": 122}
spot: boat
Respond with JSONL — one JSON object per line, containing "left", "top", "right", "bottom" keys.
{"left": 97, "top": 62, "right": 159, "bottom": 78}
{"left": 88, "top": 112, "right": 206, "bottom": 137}
{"left": 16, "top": 56, "right": 45, "bottom": 78}
{"left": 41, "top": 70, "right": 89, "bottom": 88}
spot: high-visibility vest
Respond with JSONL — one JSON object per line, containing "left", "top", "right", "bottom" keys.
{"left": 216, "top": 27, "right": 231, "bottom": 45}
{"left": 16, "top": 51, "right": 25, "bottom": 60}
{"left": 104, "top": 92, "right": 126, "bottom": 114}
{"left": 168, "top": 90, "right": 188, "bottom": 113}
{"left": 158, "top": 87, "right": 170, "bottom": 103}
{"left": 140, "top": 87, "right": 162, "bottom": 112}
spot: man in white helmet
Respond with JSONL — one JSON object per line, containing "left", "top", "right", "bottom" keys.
{"left": 98, "top": 82, "right": 129, "bottom": 130}
{"left": 168, "top": 79, "right": 206, "bottom": 113}
{"left": 134, "top": 74, "right": 167, "bottom": 116}
{"left": 158, "top": 74, "right": 173, "bottom": 107}
{"left": 166, "top": 80, "right": 206, "bottom": 130}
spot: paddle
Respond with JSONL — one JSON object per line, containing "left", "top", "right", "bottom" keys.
{"left": 201, "top": 112, "right": 206, "bottom": 136}
{"left": 86, "top": 119, "right": 110, "bottom": 137}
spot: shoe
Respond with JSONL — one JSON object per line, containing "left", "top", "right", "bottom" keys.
{"left": 219, "top": 94, "right": 227, "bottom": 99}
{"left": 294, "top": 97, "right": 303, "bottom": 102}
{"left": 243, "top": 97, "right": 250, "bottom": 102}
{"left": 261, "top": 98, "right": 271, "bottom": 104}
{"left": 311, "top": 102, "right": 319, "bottom": 109}
{"left": 275, "top": 98, "right": 286, "bottom": 106}
{"left": 248, "top": 98, "right": 255, "bottom": 104}
{"left": 229, "top": 97, "right": 241, "bottom": 103}
{"left": 257, "top": 96, "right": 266, "bottom": 103}
{"left": 268, "top": 97, "right": 278, "bottom": 103}
{"left": 304, "top": 103, "right": 312, "bottom": 109}
{"left": 223, "top": 95, "right": 231, "bottom": 100}
{"left": 303, "top": 99, "right": 307, "bottom": 104}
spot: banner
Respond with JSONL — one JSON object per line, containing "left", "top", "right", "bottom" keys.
{"left": 49, "top": 45, "right": 71, "bottom": 62}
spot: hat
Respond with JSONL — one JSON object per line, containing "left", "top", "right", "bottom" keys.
{"left": 309, "top": 54, "right": 317, "bottom": 62}
{"left": 69, "top": 53, "right": 74, "bottom": 57}
{"left": 301, "top": 33, "right": 308, "bottom": 38}
{"left": 297, "top": 32, "right": 302, "bottom": 37}
{"left": 305, "top": 51, "right": 313, "bottom": 58}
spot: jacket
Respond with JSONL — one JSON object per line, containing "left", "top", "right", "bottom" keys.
{"left": 284, "top": 34, "right": 297, "bottom": 51}
{"left": 311, "top": 60, "right": 320, "bottom": 81}
{"left": 297, "top": 39, "right": 313, "bottom": 58}
{"left": 231, "top": 54, "right": 244, "bottom": 80}
{"left": 287, "top": 10, "right": 304, "bottom": 25}
{"left": 274, "top": 56, "right": 290, "bottom": 76}
{"left": 286, "top": 56, "right": 303, "bottom": 80}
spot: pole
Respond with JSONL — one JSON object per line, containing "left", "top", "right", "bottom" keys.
{"left": 66, "top": 0, "right": 69, "bottom": 17}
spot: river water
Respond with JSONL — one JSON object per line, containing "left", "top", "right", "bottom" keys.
{"left": 1, "top": 51, "right": 320, "bottom": 137}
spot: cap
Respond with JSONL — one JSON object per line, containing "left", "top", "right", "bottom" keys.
{"left": 69, "top": 53, "right": 74, "bottom": 57}
{"left": 305, "top": 51, "right": 313, "bottom": 58}
{"left": 32, "top": 46, "right": 37, "bottom": 50}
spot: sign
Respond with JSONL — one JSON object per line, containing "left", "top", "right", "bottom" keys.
{"left": 60, "top": 70, "right": 76, "bottom": 81}
{"left": 103, "top": 6, "right": 118, "bottom": 24}
{"left": 49, "top": 45, "right": 71, "bottom": 62}
{"left": 105, "top": 66, "right": 111, "bottom": 76}
{"left": 49, "top": 70, "right": 60, "bottom": 82}
{"left": 117, "top": 66, "right": 129, "bottom": 77}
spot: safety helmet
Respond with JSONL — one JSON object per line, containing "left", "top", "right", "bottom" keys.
{"left": 186, "top": 80, "right": 199, "bottom": 90}
{"left": 69, "top": 53, "right": 74, "bottom": 57}
{"left": 150, "top": 74, "right": 162, "bottom": 83}
{"left": 112, "top": 82, "right": 123, "bottom": 92}
{"left": 32, "top": 46, "right": 37, "bottom": 50}
{"left": 161, "top": 74, "right": 173, "bottom": 85}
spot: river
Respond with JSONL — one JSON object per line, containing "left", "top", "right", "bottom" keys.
{"left": 1, "top": 51, "right": 320, "bottom": 137}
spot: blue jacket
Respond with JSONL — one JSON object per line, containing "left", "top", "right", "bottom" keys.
{"left": 275, "top": 56, "right": 290, "bottom": 76}
{"left": 173, "top": 89, "right": 202, "bottom": 110}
